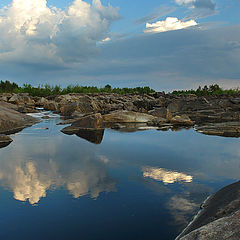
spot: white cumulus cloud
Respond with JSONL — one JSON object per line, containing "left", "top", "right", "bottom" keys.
{"left": 145, "top": 17, "right": 198, "bottom": 33}
{"left": 0, "top": 0, "right": 119, "bottom": 66}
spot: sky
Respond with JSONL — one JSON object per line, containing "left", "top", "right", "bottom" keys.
{"left": 0, "top": 0, "right": 239, "bottom": 91}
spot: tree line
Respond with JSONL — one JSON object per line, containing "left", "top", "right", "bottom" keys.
{"left": 0, "top": 81, "right": 239, "bottom": 97}
{"left": 0, "top": 81, "right": 154, "bottom": 96}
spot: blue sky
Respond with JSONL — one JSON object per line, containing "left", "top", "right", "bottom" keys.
{"left": 0, "top": 0, "right": 239, "bottom": 91}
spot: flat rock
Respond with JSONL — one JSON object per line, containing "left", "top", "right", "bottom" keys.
{"left": 103, "top": 110, "right": 156, "bottom": 123}
{"left": 0, "top": 101, "right": 40, "bottom": 134}
{"left": 195, "top": 122, "right": 240, "bottom": 137}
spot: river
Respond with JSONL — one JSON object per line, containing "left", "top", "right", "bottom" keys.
{"left": 0, "top": 112, "right": 239, "bottom": 240}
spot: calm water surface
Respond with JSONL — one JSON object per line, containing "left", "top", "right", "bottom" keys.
{"left": 0, "top": 112, "right": 239, "bottom": 240}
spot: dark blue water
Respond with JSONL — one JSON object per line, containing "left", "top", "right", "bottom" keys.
{"left": 0, "top": 113, "right": 239, "bottom": 240}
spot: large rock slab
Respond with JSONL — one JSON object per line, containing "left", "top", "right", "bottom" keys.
{"left": 103, "top": 110, "right": 156, "bottom": 123}
{"left": 180, "top": 210, "right": 240, "bottom": 240}
{"left": 177, "top": 180, "right": 240, "bottom": 239}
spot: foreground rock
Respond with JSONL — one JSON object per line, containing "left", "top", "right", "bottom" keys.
{"left": 0, "top": 134, "right": 13, "bottom": 148}
{"left": 0, "top": 101, "right": 39, "bottom": 134}
{"left": 177, "top": 180, "right": 240, "bottom": 240}
{"left": 195, "top": 122, "right": 240, "bottom": 137}
{"left": 180, "top": 210, "right": 240, "bottom": 240}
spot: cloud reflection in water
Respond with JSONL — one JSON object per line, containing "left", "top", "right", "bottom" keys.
{"left": 142, "top": 167, "right": 193, "bottom": 184}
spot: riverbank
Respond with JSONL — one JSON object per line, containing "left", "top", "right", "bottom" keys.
{"left": 1, "top": 92, "right": 240, "bottom": 135}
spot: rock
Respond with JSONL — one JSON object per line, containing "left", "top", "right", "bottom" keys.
{"left": 133, "top": 99, "right": 156, "bottom": 111}
{"left": 72, "top": 113, "right": 103, "bottom": 129}
{"left": 177, "top": 180, "right": 240, "bottom": 240}
{"left": 147, "top": 117, "right": 168, "bottom": 126}
{"left": 148, "top": 107, "right": 167, "bottom": 118}
{"left": 42, "top": 115, "right": 50, "bottom": 119}
{"left": 180, "top": 210, "right": 240, "bottom": 240}
{"left": 195, "top": 122, "right": 240, "bottom": 137}
{"left": 59, "top": 102, "right": 77, "bottom": 116}
{"left": 56, "top": 119, "right": 77, "bottom": 125}
{"left": 0, "top": 93, "right": 12, "bottom": 102}
{"left": 0, "top": 134, "right": 13, "bottom": 148}
{"left": 8, "top": 94, "right": 19, "bottom": 104}
{"left": 8, "top": 94, "right": 35, "bottom": 107}
{"left": 123, "top": 101, "right": 136, "bottom": 111}
{"left": 43, "top": 101, "right": 58, "bottom": 111}
{"left": 61, "top": 113, "right": 103, "bottom": 135}
{"left": 36, "top": 97, "right": 48, "bottom": 106}
{"left": 0, "top": 101, "right": 39, "bottom": 134}
{"left": 167, "top": 102, "right": 181, "bottom": 113}
{"left": 170, "top": 115, "right": 194, "bottom": 126}
{"left": 230, "top": 98, "right": 240, "bottom": 104}
{"left": 103, "top": 110, "right": 156, "bottom": 123}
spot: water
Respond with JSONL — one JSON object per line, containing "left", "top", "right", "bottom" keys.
{"left": 0, "top": 112, "right": 239, "bottom": 240}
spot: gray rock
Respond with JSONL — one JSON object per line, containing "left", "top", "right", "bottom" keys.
{"left": 180, "top": 210, "right": 240, "bottom": 240}
{"left": 177, "top": 180, "right": 240, "bottom": 240}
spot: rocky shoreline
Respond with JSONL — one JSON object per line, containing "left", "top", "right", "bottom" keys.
{"left": 1, "top": 92, "right": 240, "bottom": 136}
{"left": 0, "top": 92, "right": 240, "bottom": 239}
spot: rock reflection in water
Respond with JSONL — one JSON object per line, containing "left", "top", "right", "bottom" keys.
{"left": 76, "top": 129, "right": 104, "bottom": 144}
{"left": 143, "top": 167, "right": 193, "bottom": 184}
